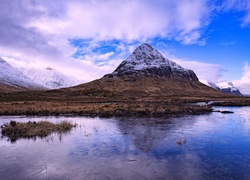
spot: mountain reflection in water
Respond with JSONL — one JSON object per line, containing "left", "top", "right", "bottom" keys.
{"left": 1, "top": 106, "right": 250, "bottom": 179}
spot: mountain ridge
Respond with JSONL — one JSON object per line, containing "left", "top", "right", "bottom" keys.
{"left": 0, "top": 57, "right": 83, "bottom": 92}
{"left": 104, "top": 43, "right": 198, "bottom": 82}
{"left": 201, "top": 80, "right": 243, "bottom": 96}
{"left": 217, "top": 82, "right": 242, "bottom": 96}
{"left": 18, "top": 67, "right": 82, "bottom": 89}
{"left": 0, "top": 58, "right": 45, "bottom": 92}
{"left": 1, "top": 44, "right": 249, "bottom": 118}
{"left": 69, "top": 43, "right": 227, "bottom": 98}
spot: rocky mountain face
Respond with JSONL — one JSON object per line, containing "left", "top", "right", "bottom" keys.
{"left": 71, "top": 43, "right": 226, "bottom": 98}
{"left": 0, "top": 58, "right": 45, "bottom": 92}
{"left": 104, "top": 43, "right": 198, "bottom": 82}
{"left": 201, "top": 80, "right": 243, "bottom": 96}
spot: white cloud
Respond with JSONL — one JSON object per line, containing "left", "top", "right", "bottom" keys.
{"left": 0, "top": 0, "right": 248, "bottom": 84}
{"left": 26, "top": 0, "right": 210, "bottom": 43}
{"left": 220, "top": 0, "right": 250, "bottom": 26}
{"left": 158, "top": 50, "right": 225, "bottom": 83}
{"left": 0, "top": 0, "right": 214, "bottom": 82}
{"left": 243, "top": 2, "right": 250, "bottom": 25}
{"left": 173, "top": 59, "right": 225, "bottom": 82}
{"left": 233, "top": 63, "right": 250, "bottom": 95}
{"left": 176, "top": 31, "right": 206, "bottom": 46}
{"left": 219, "top": 41, "right": 236, "bottom": 46}
{"left": 84, "top": 52, "right": 114, "bottom": 62}
{"left": 4, "top": 56, "right": 115, "bottom": 82}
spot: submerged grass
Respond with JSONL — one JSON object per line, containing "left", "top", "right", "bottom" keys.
{"left": 1, "top": 120, "right": 76, "bottom": 142}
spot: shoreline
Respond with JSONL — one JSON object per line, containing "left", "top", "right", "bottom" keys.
{"left": 1, "top": 90, "right": 250, "bottom": 118}
{"left": 0, "top": 101, "right": 213, "bottom": 118}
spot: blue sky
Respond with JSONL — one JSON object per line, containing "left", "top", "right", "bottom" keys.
{"left": 0, "top": 0, "right": 250, "bottom": 93}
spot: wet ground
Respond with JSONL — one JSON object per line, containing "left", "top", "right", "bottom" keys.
{"left": 1, "top": 106, "right": 250, "bottom": 179}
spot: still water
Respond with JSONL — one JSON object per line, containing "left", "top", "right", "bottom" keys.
{"left": 1, "top": 106, "right": 250, "bottom": 180}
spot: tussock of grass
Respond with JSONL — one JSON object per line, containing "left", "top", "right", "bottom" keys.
{"left": 176, "top": 138, "right": 187, "bottom": 145}
{"left": 1, "top": 120, "right": 76, "bottom": 142}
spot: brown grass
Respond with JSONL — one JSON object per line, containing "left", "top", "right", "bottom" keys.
{"left": 1, "top": 120, "right": 76, "bottom": 142}
{"left": 0, "top": 75, "right": 250, "bottom": 117}
{"left": 0, "top": 100, "right": 213, "bottom": 117}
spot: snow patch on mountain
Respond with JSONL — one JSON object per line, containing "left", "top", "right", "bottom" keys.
{"left": 200, "top": 79, "right": 220, "bottom": 90}
{"left": 217, "top": 82, "right": 238, "bottom": 92}
{"left": 201, "top": 79, "right": 243, "bottom": 96}
{"left": 19, "top": 67, "right": 82, "bottom": 89}
{"left": 105, "top": 43, "right": 198, "bottom": 81}
{"left": 0, "top": 58, "right": 44, "bottom": 89}
{"left": 117, "top": 43, "right": 188, "bottom": 72}
{"left": 216, "top": 82, "right": 242, "bottom": 95}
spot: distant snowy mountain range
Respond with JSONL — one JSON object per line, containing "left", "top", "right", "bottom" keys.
{"left": 0, "top": 58, "right": 83, "bottom": 90}
{"left": 19, "top": 67, "right": 81, "bottom": 89}
{"left": 0, "top": 48, "right": 244, "bottom": 96}
{"left": 0, "top": 58, "right": 43, "bottom": 90}
{"left": 200, "top": 80, "right": 242, "bottom": 96}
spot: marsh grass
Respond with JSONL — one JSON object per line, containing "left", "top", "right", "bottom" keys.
{"left": 176, "top": 138, "right": 187, "bottom": 145}
{"left": 1, "top": 120, "right": 76, "bottom": 142}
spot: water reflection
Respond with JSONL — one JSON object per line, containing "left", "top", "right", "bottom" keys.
{"left": 1, "top": 107, "right": 250, "bottom": 179}
{"left": 116, "top": 118, "right": 172, "bottom": 152}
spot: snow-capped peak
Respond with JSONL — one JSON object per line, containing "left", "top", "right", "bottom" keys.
{"left": 217, "top": 81, "right": 242, "bottom": 95}
{"left": 105, "top": 43, "right": 198, "bottom": 81}
{"left": 201, "top": 79, "right": 243, "bottom": 96}
{"left": 124, "top": 43, "right": 187, "bottom": 71}
{"left": 0, "top": 58, "right": 5, "bottom": 63}
{"left": 200, "top": 79, "right": 220, "bottom": 90}
{"left": 18, "top": 67, "right": 82, "bottom": 89}
{"left": 217, "top": 82, "right": 238, "bottom": 92}
{"left": 0, "top": 58, "right": 44, "bottom": 89}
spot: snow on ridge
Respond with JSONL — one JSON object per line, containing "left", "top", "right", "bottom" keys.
{"left": 107, "top": 43, "right": 198, "bottom": 81}
{"left": 124, "top": 43, "right": 188, "bottom": 72}
{"left": 0, "top": 58, "right": 44, "bottom": 89}
{"left": 19, "top": 67, "right": 82, "bottom": 89}
{"left": 201, "top": 79, "right": 242, "bottom": 95}
{"left": 217, "top": 82, "right": 238, "bottom": 92}
{"left": 1, "top": 57, "right": 83, "bottom": 90}
{"left": 200, "top": 79, "right": 220, "bottom": 90}
{"left": 217, "top": 82, "right": 234, "bottom": 90}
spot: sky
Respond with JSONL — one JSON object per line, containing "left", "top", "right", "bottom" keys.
{"left": 0, "top": 0, "right": 250, "bottom": 94}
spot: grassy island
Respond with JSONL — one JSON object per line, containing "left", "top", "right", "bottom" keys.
{"left": 1, "top": 120, "right": 76, "bottom": 142}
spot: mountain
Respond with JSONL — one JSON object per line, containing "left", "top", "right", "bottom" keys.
{"left": 18, "top": 67, "right": 82, "bottom": 89}
{"left": 200, "top": 80, "right": 220, "bottom": 90}
{"left": 217, "top": 82, "right": 243, "bottom": 96}
{"left": 105, "top": 43, "right": 198, "bottom": 82}
{"left": 200, "top": 80, "right": 243, "bottom": 96}
{"left": 0, "top": 58, "right": 45, "bottom": 92}
{"left": 69, "top": 43, "right": 226, "bottom": 98}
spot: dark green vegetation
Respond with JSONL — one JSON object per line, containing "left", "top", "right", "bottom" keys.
{"left": 1, "top": 120, "right": 76, "bottom": 142}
